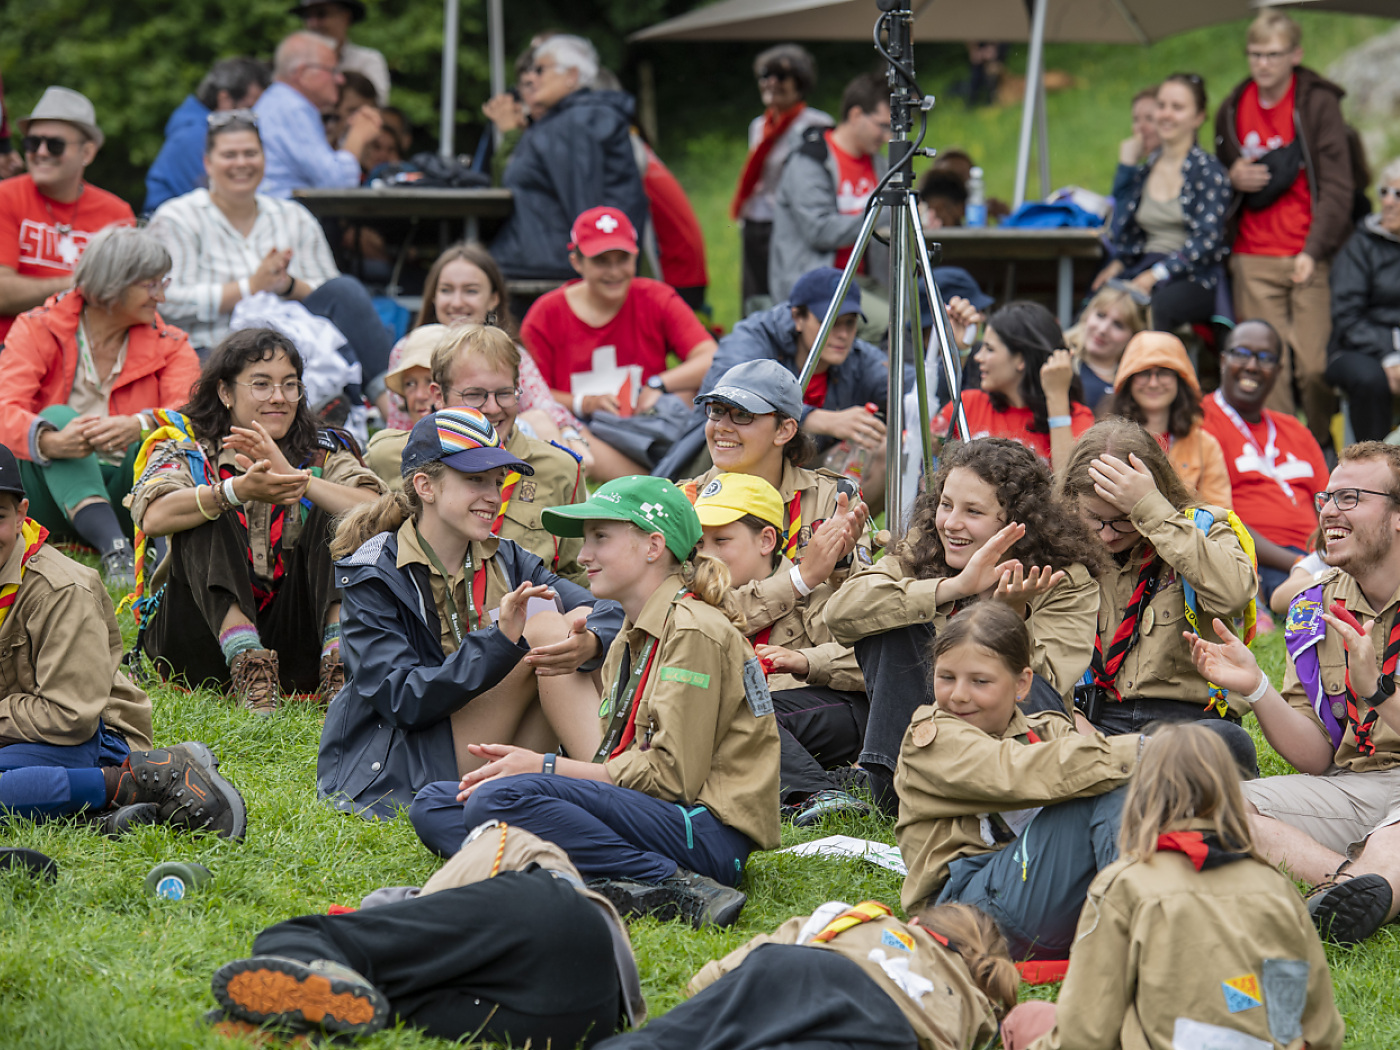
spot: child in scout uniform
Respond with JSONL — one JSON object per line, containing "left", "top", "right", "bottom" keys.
{"left": 895, "top": 602, "right": 1140, "bottom": 960}
{"left": 827, "top": 438, "right": 1104, "bottom": 814}
{"left": 1000, "top": 724, "right": 1345, "bottom": 1050}
{"left": 0, "top": 442, "right": 246, "bottom": 839}
{"left": 692, "top": 472, "right": 869, "bottom": 820}
{"left": 408, "top": 476, "right": 781, "bottom": 929}
{"left": 128, "top": 328, "right": 386, "bottom": 713}
{"left": 684, "top": 358, "right": 872, "bottom": 587}
{"left": 317, "top": 408, "right": 621, "bottom": 821}
{"left": 364, "top": 324, "right": 589, "bottom": 583}
{"left": 1059, "top": 418, "right": 1260, "bottom": 772}
{"left": 594, "top": 901, "right": 1016, "bottom": 1050}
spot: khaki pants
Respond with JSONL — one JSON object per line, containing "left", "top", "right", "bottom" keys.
{"left": 1230, "top": 252, "right": 1335, "bottom": 447}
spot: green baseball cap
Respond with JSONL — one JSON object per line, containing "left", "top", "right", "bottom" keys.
{"left": 542, "top": 476, "right": 702, "bottom": 563}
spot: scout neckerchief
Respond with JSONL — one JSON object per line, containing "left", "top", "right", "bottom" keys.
{"left": 491, "top": 470, "right": 522, "bottom": 536}
{"left": 1337, "top": 600, "right": 1400, "bottom": 758}
{"left": 0, "top": 520, "right": 48, "bottom": 631}
{"left": 812, "top": 900, "right": 892, "bottom": 941}
{"left": 593, "top": 589, "right": 688, "bottom": 762}
{"left": 1182, "top": 508, "right": 1259, "bottom": 716}
{"left": 1089, "top": 545, "right": 1162, "bottom": 701}
{"left": 782, "top": 492, "right": 803, "bottom": 560}
{"left": 414, "top": 526, "right": 487, "bottom": 645}
{"left": 1211, "top": 391, "right": 1296, "bottom": 504}
{"left": 1285, "top": 584, "right": 1349, "bottom": 750}
{"left": 1156, "top": 830, "right": 1250, "bottom": 871}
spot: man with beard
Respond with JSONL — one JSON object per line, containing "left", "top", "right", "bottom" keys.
{"left": 1188, "top": 441, "right": 1400, "bottom": 946}
{"left": 1202, "top": 319, "right": 1328, "bottom": 605}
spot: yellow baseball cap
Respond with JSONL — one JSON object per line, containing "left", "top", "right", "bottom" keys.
{"left": 693, "top": 473, "right": 784, "bottom": 530}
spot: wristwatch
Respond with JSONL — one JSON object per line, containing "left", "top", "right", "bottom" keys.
{"left": 646, "top": 375, "right": 667, "bottom": 393}
{"left": 1364, "top": 674, "right": 1397, "bottom": 710}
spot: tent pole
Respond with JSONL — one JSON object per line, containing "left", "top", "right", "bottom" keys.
{"left": 488, "top": 0, "right": 505, "bottom": 146}
{"left": 1012, "top": 0, "right": 1048, "bottom": 209}
{"left": 439, "top": 0, "right": 460, "bottom": 158}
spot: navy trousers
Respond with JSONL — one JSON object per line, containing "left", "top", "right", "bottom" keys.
{"left": 0, "top": 723, "right": 130, "bottom": 819}
{"left": 409, "top": 774, "right": 754, "bottom": 886}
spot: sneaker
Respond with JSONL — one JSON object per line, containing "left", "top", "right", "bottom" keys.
{"left": 792, "top": 789, "right": 872, "bottom": 827}
{"left": 0, "top": 847, "right": 58, "bottom": 882}
{"left": 98, "top": 802, "right": 160, "bottom": 837}
{"left": 1308, "top": 872, "right": 1393, "bottom": 945}
{"left": 313, "top": 652, "right": 345, "bottom": 707}
{"left": 212, "top": 956, "right": 388, "bottom": 1037}
{"left": 585, "top": 877, "right": 675, "bottom": 920}
{"left": 230, "top": 648, "right": 281, "bottom": 715}
{"left": 113, "top": 742, "right": 248, "bottom": 841}
{"left": 100, "top": 538, "right": 137, "bottom": 589}
{"left": 660, "top": 868, "right": 747, "bottom": 929}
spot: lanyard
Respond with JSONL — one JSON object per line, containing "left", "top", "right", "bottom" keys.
{"left": 593, "top": 588, "right": 687, "bottom": 762}
{"left": 1211, "top": 391, "right": 1295, "bottom": 504}
{"left": 414, "top": 526, "right": 483, "bottom": 644}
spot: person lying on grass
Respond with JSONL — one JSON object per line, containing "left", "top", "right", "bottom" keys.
{"left": 408, "top": 476, "right": 780, "bottom": 930}
{"left": 318, "top": 407, "right": 620, "bottom": 821}
{"left": 1000, "top": 724, "right": 1345, "bottom": 1050}
{"left": 0, "top": 441, "right": 245, "bottom": 839}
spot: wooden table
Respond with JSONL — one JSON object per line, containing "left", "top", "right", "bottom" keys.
{"left": 292, "top": 187, "right": 513, "bottom": 241}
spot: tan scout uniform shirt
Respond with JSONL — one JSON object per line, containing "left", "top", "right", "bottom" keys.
{"left": 895, "top": 705, "right": 1139, "bottom": 910}
{"left": 689, "top": 909, "right": 1000, "bottom": 1050}
{"left": 0, "top": 543, "right": 153, "bottom": 751}
{"left": 1029, "top": 820, "right": 1345, "bottom": 1050}
{"left": 825, "top": 549, "right": 1098, "bottom": 700}
{"left": 1280, "top": 568, "right": 1400, "bottom": 773}
{"left": 686, "top": 460, "right": 873, "bottom": 585}
{"left": 599, "top": 573, "right": 780, "bottom": 849}
{"left": 731, "top": 555, "right": 863, "bottom": 694}
{"left": 366, "top": 425, "right": 588, "bottom": 584}
{"left": 1095, "top": 493, "right": 1257, "bottom": 709}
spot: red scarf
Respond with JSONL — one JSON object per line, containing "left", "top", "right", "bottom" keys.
{"left": 730, "top": 102, "right": 807, "bottom": 219}
{"left": 1156, "top": 830, "right": 1250, "bottom": 871}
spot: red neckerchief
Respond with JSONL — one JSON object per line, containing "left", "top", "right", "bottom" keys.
{"left": 751, "top": 624, "right": 775, "bottom": 674}
{"left": 1090, "top": 546, "right": 1161, "bottom": 701}
{"left": 1337, "top": 600, "right": 1399, "bottom": 758}
{"left": 219, "top": 462, "right": 287, "bottom": 611}
{"left": 729, "top": 102, "right": 807, "bottom": 219}
{"left": 782, "top": 492, "right": 804, "bottom": 560}
{"left": 1156, "top": 830, "right": 1250, "bottom": 871}
{"left": 803, "top": 370, "right": 829, "bottom": 409}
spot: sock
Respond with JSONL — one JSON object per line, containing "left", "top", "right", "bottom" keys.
{"left": 70, "top": 501, "right": 126, "bottom": 555}
{"left": 321, "top": 622, "right": 341, "bottom": 661}
{"left": 102, "top": 764, "right": 123, "bottom": 806}
{"left": 219, "top": 624, "right": 264, "bottom": 666}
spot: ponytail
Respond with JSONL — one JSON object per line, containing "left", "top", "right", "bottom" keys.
{"left": 331, "top": 461, "right": 447, "bottom": 559}
{"left": 678, "top": 551, "right": 747, "bottom": 632}
{"left": 915, "top": 902, "right": 1020, "bottom": 1015}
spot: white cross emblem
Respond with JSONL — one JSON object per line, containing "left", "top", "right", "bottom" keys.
{"left": 56, "top": 233, "right": 79, "bottom": 266}
{"left": 595, "top": 214, "right": 619, "bottom": 234}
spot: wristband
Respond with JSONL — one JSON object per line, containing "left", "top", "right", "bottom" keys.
{"left": 572, "top": 391, "right": 587, "bottom": 417}
{"left": 1150, "top": 262, "right": 1171, "bottom": 283}
{"left": 222, "top": 477, "right": 244, "bottom": 508}
{"left": 193, "top": 485, "right": 220, "bottom": 521}
{"left": 542, "top": 752, "right": 557, "bottom": 775}
{"left": 790, "top": 564, "right": 815, "bottom": 597}
{"left": 237, "top": 277, "right": 251, "bottom": 301}
{"left": 1241, "top": 672, "right": 1270, "bottom": 705}
{"left": 1047, "top": 415, "right": 1072, "bottom": 429}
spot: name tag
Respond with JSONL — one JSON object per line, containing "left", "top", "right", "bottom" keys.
{"left": 743, "top": 657, "right": 774, "bottom": 717}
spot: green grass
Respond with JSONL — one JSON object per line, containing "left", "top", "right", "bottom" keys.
{"left": 3, "top": 589, "right": 1400, "bottom": 1047}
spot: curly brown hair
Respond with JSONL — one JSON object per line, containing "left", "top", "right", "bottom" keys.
{"left": 899, "top": 438, "right": 1106, "bottom": 580}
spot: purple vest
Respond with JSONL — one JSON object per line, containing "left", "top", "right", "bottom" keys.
{"left": 1284, "top": 583, "right": 1347, "bottom": 750}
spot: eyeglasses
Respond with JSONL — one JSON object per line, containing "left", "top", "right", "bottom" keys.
{"left": 22, "top": 134, "right": 77, "bottom": 157}
{"left": 451, "top": 387, "right": 518, "bottom": 409}
{"left": 704, "top": 403, "right": 767, "bottom": 426}
{"left": 234, "top": 379, "right": 305, "bottom": 402}
{"left": 1246, "top": 49, "right": 1294, "bottom": 63}
{"left": 207, "top": 109, "right": 259, "bottom": 129}
{"left": 1087, "top": 515, "right": 1139, "bottom": 535}
{"left": 1131, "top": 367, "right": 1177, "bottom": 385}
{"left": 1224, "top": 346, "right": 1280, "bottom": 368}
{"left": 757, "top": 67, "right": 793, "bottom": 82}
{"left": 1380, "top": 186, "right": 1400, "bottom": 201}
{"left": 140, "top": 276, "right": 172, "bottom": 294}
{"left": 1314, "top": 488, "right": 1397, "bottom": 513}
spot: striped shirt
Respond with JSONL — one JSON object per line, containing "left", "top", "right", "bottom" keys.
{"left": 149, "top": 189, "right": 339, "bottom": 350}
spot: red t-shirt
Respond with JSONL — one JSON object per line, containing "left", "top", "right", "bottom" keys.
{"left": 932, "top": 390, "right": 1094, "bottom": 462}
{"left": 0, "top": 175, "right": 135, "bottom": 341}
{"left": 1201, "top": 393, "right": 1326, "bottom": 550}
{"left": 1233, "top": 78, "right": 1310, "bottom": 257}
{"left": 640, "top": 143, "right": 708, "bottom": 291}
{"left": 825, "top": 131, "right": 876, "bottom": 273}
{"left": 519, "top": 277, "right": 711, "bottom": 394}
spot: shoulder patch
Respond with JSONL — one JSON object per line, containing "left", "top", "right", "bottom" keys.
{"left": 881, "top": 928, "right": 915, "bottom": 952}
{"left": 1221, "top": 974, "right": 1262, "bottom": 1013}
{"left": 340, "top": 531, "right": 391, "bottom": 567}
{"left": 659, "top": 666, "right": 710, "bottom": 688}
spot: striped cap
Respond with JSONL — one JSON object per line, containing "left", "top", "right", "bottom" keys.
{"left": 401, "top": 408, "right": 533, "bottom": 477}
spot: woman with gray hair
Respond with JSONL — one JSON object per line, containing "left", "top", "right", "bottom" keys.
{"left": 0, "top": 225, "right": 200, "bottom": 585}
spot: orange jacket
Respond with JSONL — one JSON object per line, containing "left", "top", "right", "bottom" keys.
{"left": 0, "top": 289, "right": 201, "bottom": 462}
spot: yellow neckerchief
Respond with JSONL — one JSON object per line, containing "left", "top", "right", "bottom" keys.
{"left": 0, "top": 519, "right": 48, "bottom": 631}
{"left": 812, "top": 900, "right": 893, "bottom": 941}
{"left": 1182, "top": 508, "right": 1258, "bottom": 716}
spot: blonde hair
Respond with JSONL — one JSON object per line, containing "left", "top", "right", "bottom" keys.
{"left": 1065, "top": 287, "right": 1147, "bottom": 362}
{"left": 431, "top": 324, "right": 522, "bottom": 395}
{"left": 1119, "top": 724, "right": 1263, "bottom": 864}
{"left": 677, "top": 549, "right": 747, "bottom": 632}
{"left": 914, "top": 903, "right": 1020, "bottom": 1015}
{"left": 331, "top": 461, "right": 447, "bottom": 559}
{"left": 1247, "top": 10, "right": 1301, "bottom": 50}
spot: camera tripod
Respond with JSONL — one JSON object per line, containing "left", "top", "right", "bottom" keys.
{"left": 794, "top": 0, "right": 970, "bottom": 534}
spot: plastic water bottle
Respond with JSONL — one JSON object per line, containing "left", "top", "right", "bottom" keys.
{"left": 965, "top": 167, "right": 987, "bottom": 228}
{"left": 821, "top": 403, "right": 881, "bottom": 485}
{"left": 144, "top": 861, "right": 212, "bottom": 900}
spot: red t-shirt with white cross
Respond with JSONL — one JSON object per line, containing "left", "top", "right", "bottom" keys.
{"left": 825, "top": 131, "right": 876, "bottom": 273}
{"left": 1233, "top": 78, "right": 1311, "bottom": 257}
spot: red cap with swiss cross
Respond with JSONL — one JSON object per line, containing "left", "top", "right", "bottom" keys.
{"left": 568, "top": 206, "right": 639, "bottom": 257}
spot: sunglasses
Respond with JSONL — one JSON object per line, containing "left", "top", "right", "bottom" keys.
{"left": 208, "top": 108, "right": 259, "bottom": 129}
{"left": 22, "top": 134, "right": 76, "bottom": 157}
{"left": 757, "top": 67, "right": 794, "bottom": 82}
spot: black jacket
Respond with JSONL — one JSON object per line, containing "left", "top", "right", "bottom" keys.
{"left": 317, "top": 530, "right": 622, "bottom": 819}
{"left": 1329, "top": 215, "right": 1400, "bottom": 362}
{"left": 490, "top": 89, "right": 649, "bottom": 280}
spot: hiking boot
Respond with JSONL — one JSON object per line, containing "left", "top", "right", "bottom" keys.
{"left": 100, "top": 538, "right": 137, "bottom": 589}
{"left": 1308, "top": 872, "right": 1393, "bottom": 945}
{"left": 230, "top": 648, "right": 281, "bottom": 715}
{"left": 212, "top": 956, "right": 388, "bottom": 1037}
{"left": 113, "top": 742, "right": 248, "bottom": 841}
{"left": 98, "top": 802, "right": 160, "bottom": 837}
{"left": 586, "top": 877, "right": 676, "bottom": 920}
{"left": 792, "top": 789, "right": 872, "bottom": 827}
{"left": 660, "top": 868, "right": 747, "bottom": 929}
{"left": 313, "top": 652, "right": 345, "bottom": 707}
{"left": 204, "top": 1008, "right": 319, "bottom": 1047}
{"left": 0, "top": 848, "right": 58, "bottom": 882}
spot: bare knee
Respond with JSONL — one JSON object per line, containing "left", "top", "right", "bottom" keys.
{"left": 522, "top": 608, "right": 569, "bottom": 648}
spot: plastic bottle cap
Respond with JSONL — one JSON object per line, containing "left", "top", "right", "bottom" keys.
{"left": 156, "top": 875, "right": 187, "bottom": 901}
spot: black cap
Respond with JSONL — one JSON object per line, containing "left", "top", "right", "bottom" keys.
{"left": 0, "top": 444, "right": 25, "bottom": 499}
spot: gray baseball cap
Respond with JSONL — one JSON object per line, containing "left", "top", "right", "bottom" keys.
{"left": 695, "top": 359, "right": 804, "bottom": 419}
{"left": 20, "top": 87, "right": 103, "bottom": 148}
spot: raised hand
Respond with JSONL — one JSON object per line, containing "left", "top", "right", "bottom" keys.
{"left": 1038, "top": 349, "right": 1074, "bottom": 403}
{"left": 798, "top": 492, "right": 861, "bottom": 588}
{"left": 224, "top": 420, "right": 295, "bottom": 474}
{"left": 230, "top": 457, "right": 310, "bottom": 506}
{"left": 524, "top": 610, "right": 601, "bottom": 676}
{"left": 497, "top": 581, "right": 557, "bottom": 644}
{"left": 1321, "top": 611, "right": 1380, "bottom": 698}
{"left": 1089, "top": 452, "right": 1158, "bottom": 515}
{"left": 993, "top": 563, "right": 1066, "bottom": 613}
{"left": 943, "top": 521, "right": 1026, "bottom": 603}
{"left": 1183, "top": 618, "right": 1267, "bottom": 695}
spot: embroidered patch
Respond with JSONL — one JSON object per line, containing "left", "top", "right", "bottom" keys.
{"left": 660, "top": 667, "right": 710, "bottom": 688}
{"left": 518, "top": 480, "right": 537, "bottom": 503}
{"left": 1284, "top": 596, "right": 1322, "bottom": 635}
{"left": 856, "top": 546, "right": 873, "bottom": 565}
{"left": 911, "top": 721, "right": 937, "bottom": 747}
{"left": 742, "top": 656, "right": 774, "bottom": 717}
{"left": 700, "top": 479, "right": 723, "bottom": 499}
{"left": 881, "top": 928, "right": 914, "bottom": 952}
{"left": 1221, "top": 974, "right": 1262, "bottom": 1013}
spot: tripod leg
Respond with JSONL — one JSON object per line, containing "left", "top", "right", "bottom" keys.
{"left": 795, "top": 205, "right": 884, "bottom": 391}
{"left": 906, "top": 198, "right": 970, "bottom": 443}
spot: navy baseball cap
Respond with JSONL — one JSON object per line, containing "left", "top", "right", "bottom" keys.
{"left": 0, "top": 444, "right": 25, "bottom": 498}
{"left": 789, "top": 267, "right": 864, "bottom": 320}
{"left": 400, "top": 408, "right": 533, "bottom": 478}
{"left": 695, "top": 359, "right": 804, "bottom": 419}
